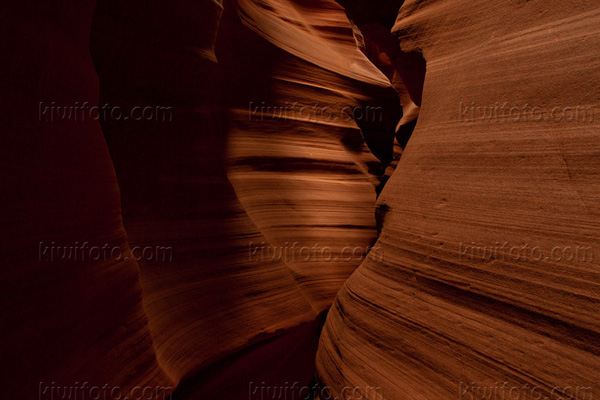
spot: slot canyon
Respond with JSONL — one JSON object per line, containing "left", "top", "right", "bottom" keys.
{"left": 2, "top": 0, "right": 599, "bottom": 399}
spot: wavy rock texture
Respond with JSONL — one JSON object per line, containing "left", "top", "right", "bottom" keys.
{"left": 317, "top": 0, "right": 600, "bottom": 399}
{"left": 6, "top": 0, "right": 598, "bottom": 398}
{"left": 90, "top": 0, "right": 399, "bottom": 396}
{"left": 1, "top": 1, "right": 172, "bottom": 398}
{"left": 90, "top": 0, "right": 317, "bottom": 391}
{"left": 4, "top": 0, "right": 400, "bottom": 396}
{"left": 221, "top": 0, "right": 401, "bottom": 312}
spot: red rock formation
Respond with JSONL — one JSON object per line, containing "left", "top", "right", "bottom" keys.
{"left": 89, "top": 0, "right": 399, "bottom": 395}
{"left": 90, "top": 0, "right": 320, "bottom": 390}
{"left": 221, "top": 0, "right": 401, "bottom": 311}
{"left": 5, "top": 0, "right": 400, "bottom": 396}
{"left": 5, "top": 0, "right": 598, "bottom": 398}
{"left": 317, "top": 0, "right": 600, "bottom": 398}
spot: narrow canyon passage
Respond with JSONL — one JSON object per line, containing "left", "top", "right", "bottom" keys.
{"left": 2, "top": 0, "right": 599, "bottom": 399}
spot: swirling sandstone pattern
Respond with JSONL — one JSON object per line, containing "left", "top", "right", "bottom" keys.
{"left": 5, "top": 0, "right": 599, "bottom": 398}
{"left": 5, "top": 0, "right": 400, "bottom": 396}
{"left": 317, "top": 0, "right": 600, "bottom": 399}
{"left": 90, "top": 0, "right": 398, "bottom": 395}
{"left": 90, "top": 0, "right": 319, "bottom": 390}
{"left": 222, "top": 0, "right": 401, "bottom": 312}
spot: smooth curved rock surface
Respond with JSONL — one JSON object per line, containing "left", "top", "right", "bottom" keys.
{"left": 90, "top": 0, "right": 320, "bottom": 386}
{"left": 90, "top": 0, "right": 399, "bottom": 391}
{"left": 4, "top": 0, "right": 401, "bottom": 396}
{"left": 6, "top": 0, "right": 598, "bottom": 398}
{"left": 317, "top": 1, "right": 600, "bottom": 399}
{"left": 222, "top": 0, "right": 401, "bottom": 312}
